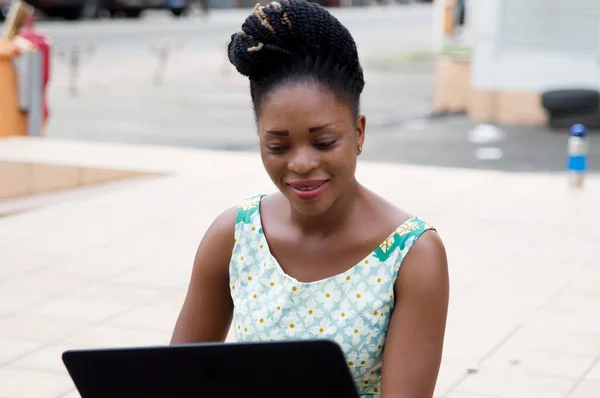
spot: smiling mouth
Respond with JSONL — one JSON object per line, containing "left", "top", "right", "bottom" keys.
{"left": 288, "top": 179, "right": 329, "bottom": 189}
{"left": 287, "top": 179, "right": 330, "bottom": 200}
{"left": 296, "top": 183, "right": 325, "bottom": 191}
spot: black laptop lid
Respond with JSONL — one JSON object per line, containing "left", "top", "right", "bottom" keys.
{"left": 62, "top": 339, "right": 360, "bottom": 398}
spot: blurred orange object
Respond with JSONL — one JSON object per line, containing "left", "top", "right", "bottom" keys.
{"left": 443, "top": 0, "right": 456, "bottom": 36}
{"left": 0, "top": 38, "right": 27, "bottom": 138}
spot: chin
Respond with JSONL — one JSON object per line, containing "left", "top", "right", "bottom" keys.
{"left": 290, "top": 199, "right": 333, "bottom": 216}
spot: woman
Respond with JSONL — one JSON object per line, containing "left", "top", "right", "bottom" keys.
{"left": 171, "top": 1, "right": 449, "bottom": 396}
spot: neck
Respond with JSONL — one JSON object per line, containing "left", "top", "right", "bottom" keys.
{"left": 288, "top": 179, "right": 361, "bottom": 236}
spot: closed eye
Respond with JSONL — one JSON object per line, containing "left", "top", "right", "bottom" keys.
{"left": 315, "top": 140, "right": 337, "bottom": 149}
{"left": 267, "top": 145, "right": 288, "bottom": 153}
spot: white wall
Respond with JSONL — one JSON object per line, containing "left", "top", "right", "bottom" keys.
{"left": 471, "top": 0, "right": 600, "bottom": 92}
{"left": 431, "top": 0, "right": 445, "bottom": 53}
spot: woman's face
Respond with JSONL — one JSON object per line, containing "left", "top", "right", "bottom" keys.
{"left": 257, "top": 83, "right": 366, "bottom": 216}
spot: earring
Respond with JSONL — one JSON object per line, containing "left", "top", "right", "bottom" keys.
{"left": 358, "top": 144, "right": 362, "bottom": 152}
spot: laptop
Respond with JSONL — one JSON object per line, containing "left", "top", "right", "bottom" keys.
{"left": 62, "top": 339, "right": 360, "bottom": 398}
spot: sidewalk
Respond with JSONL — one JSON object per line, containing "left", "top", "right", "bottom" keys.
{"left": 0, "top": 137, "right": 599, "bottom": 398}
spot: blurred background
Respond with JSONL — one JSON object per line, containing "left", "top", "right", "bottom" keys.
{"left": 0, "top": 1, "right": 599, "bottom": 397}
{"left": 1, "top": 0, "right": 599, "bottom": 171}
{"left": 2, "top": 0, "right": 596, "bottom": 172}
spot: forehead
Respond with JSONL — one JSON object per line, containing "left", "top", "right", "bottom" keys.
{"left": 257, "top": 83, "right": 353, "bottom": 131}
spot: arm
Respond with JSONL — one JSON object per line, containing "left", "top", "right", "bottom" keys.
{"left": 381, "top": 230, "right": 449, "bottom": 398}
{"left": 170, "top": 207, "right": 238, "bottom": 344}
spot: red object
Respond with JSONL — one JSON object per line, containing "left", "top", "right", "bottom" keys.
{"left": 287, "top": 180, "right": 330, "bottom": 201}
{"left": 18, "top": 17, "right": 51, "bottom": 123}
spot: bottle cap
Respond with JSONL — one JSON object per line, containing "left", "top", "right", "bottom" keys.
{"left": 571, "top": 124, "right": 586, "bottom": 137}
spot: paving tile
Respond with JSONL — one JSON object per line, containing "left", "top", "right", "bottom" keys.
{"left": 106, "top": 291, "right": 185, "bottom": 333}
{"left": 0, "top": 254, "right": 46, "bottom": 280}
{"left": 53, "top": 255, "right": 139, "bottom": 279}
{"left": 0, "top": 367, "right": 73, "bottom": 398}
{"left": 1, "top": 268, "right": 95, "bottom": 297}
{"left": 0, "top": 289, "right": 49, "bottom": 317}
{"left": 433, "top": 363, "right": 469, "bottom": 397}
{"left": 109, "top": 264, "right": 191, "bottom": 289}
{"left": 442, "top": 318, "right": 519, "bottom": 365}
{"left": 533, "top": 232, "right": 597, "bottom": 265}
{"left": 28, "top": 283, "right": 166, "bottom": 323}
{"left": 569, "top": 381, "right": 600, "bottom": 398}
{"left": 61, "top": 324, "right": 171, "bottom": 349}
{"left": 1, "top": 139, "right": 600, "bottom": 397}
{"left": 500, "top": 325, "right": 600, "bottom": 358}
{"left": 492, "top": 261, "right": 587, "bottom": 292}
{"left": 443, "top": 393, "right": 503, "bottom": 398}
{"left": 545, "top": 295, "right": 600, "bottom": 319}
{"left": 0, "top": 314, "right": 90, "bottom": 345}
{"left": 585, "top": 360, "right": 600, "bottom": 382}
{"left": 452, "top": 368, "right": 576, "bottom": 398}
{"left": 10, "top": 344, "right": 73, "bottom": 374}
{"left": 563, "top": 269, "right": 600, "bottom": 298}
{"left": 527, "top": 309, "right": 600, "bottom": 335}
{"left": 480, "top": 347, "right": 596, "bottom": 380}
{"left": 58, "top": 390, "right": 81, "bottom": 398}
{"left": 447, "top": 289, "right": 547, "bottom": 325}
{"left": 0, "top": 338, "right": 40, "bottom": 365}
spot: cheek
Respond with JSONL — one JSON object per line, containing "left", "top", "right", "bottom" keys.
{"left": 260, "top": 152, "right": 286, "bottom": 184}
{"left": 330, "top": 142, "right": 357, "bottom": 170}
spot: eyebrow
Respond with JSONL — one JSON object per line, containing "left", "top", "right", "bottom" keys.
{"left": 265, "top": 123, "right": 334, "bottom": 136}
{"left": 265, "top": 130, "right": 289, "bottom": 136}
{"left": 308, "top": 123, "right": 334, "bottom": 133}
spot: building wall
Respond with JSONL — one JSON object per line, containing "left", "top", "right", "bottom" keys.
{"left": 471, "top": 0, "right": 600, "bottom": 92}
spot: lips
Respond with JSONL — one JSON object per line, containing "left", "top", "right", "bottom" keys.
{"left": 287, "top": 179, "right": 330, "bottom": 200}
{"left": 288, "top": 179, "right": 328, "bottom": 190}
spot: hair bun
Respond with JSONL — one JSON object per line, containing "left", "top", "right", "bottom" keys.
{"left": 227, "top": 2, "right": 296, "bottom": 79}
{"left": 228, "top": 28, "right": 294, "bottom": 79}
{"left": 228, "top": 0, "right": 362, "bottom": 86}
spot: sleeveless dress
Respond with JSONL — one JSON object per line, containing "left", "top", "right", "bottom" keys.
{"left": 229, "top": 194, "right": 436, "bottom": 397}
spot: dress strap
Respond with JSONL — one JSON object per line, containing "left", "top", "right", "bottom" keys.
{"left": 233, "top": 194, "right": 264, "bottom": 241}
{"left": 370, "top": 216, "right": 436, "bottom": 282}
{"left": 394, "top": 216, "right": 436, "bottom": 269}
{"left": 230, "top": 194, "right": 267, "bottom": 297}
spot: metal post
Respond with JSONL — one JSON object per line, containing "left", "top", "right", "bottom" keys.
{"left": 12, "top": 49, "right": 43, "bottom": 137}
{"left": 56, "top": 44, "right": 95, "bottom": 96}
{"left": 27, "top": 50, "right": 43, "bottom": 137}
{"left": 150, "top": 40, "right": 183, "bottom": 85}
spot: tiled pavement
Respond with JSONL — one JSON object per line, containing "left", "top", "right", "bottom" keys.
{"left": 1, "top": 137, "right": 599, "bottom": 397}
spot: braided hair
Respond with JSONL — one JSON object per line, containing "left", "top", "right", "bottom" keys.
{"left": 228, "top": 0, "right": 365, "bottom": 118}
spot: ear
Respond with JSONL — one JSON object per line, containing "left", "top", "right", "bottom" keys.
{"left": 356, "top": 114, "right": 366, "bottom": 155}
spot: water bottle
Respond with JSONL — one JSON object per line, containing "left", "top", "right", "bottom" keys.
{"left": 567, "top": 124, "right": 588, "bottom": 188}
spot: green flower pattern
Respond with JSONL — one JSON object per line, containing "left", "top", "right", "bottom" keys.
{"left": 229, "top": 194, "right": 435, "bottom": 397}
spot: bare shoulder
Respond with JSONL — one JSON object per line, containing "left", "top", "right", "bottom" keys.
{"left": 170, "top": 205, "right": 239, "bottom": 344}
{"left": 202, "top": 206, "right": 239, "bottom": 248}
{"left": 382, "top": 227, "right": 448, "bottom": 396}
{"left": 192, "top": 205, "right": 240, "bottom": 276}
{"left": 400, "top": 225, "right": 447, "bottom": 284}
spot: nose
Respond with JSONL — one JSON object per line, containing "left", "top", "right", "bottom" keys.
{"left": 288, "top": 147, "right": 319, "bottom": 175}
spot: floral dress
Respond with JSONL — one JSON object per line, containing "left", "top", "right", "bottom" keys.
{"left": 229, "top": 194, "right": 435, "bottom": 397}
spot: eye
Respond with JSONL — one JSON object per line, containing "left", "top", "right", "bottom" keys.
{"left": 315, "top": 140, "right": 337, "bottom": 149}
{"left": 267, "top": 145, "right": 287, "bottom": 153}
